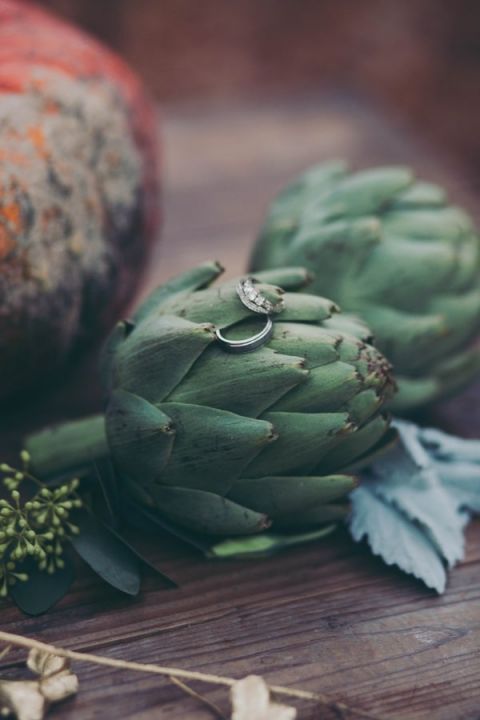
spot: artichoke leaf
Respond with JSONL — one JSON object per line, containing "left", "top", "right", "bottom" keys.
{"left": 152, "top": 486, "right": 271, "bottom": 535}
{"left": 156, "top": 403, "right": 276, "bottom": 493}
{"left": 322, "top": 313, "right": 373, "bottom": 342}
{"left": 336, "top": 338, "right": 391, "bottom": 381}
{"left": 431, "top": 287, "right": 480, "bottom": 341}
{"left": 320, "top": 413, "right": 391, "bottom": 473}
{"left": 228, "top": 474, "right": 357, "bottom": 516}
{"left": 347, "top": 388, "right": 384, "bottom": 426}
{"left": 249, "top": 267, "right": 313, "bottom": 290}
{"left": 160, "top": 282, "right": 284, "bottom": 328}
{"left": 113, "top": 314, "right": 215, "bottom": 403}
{"left": 106, "top": 390, "right": 175, "bottom": 484}
{"left": 359, "top": 305, "right": 449, "bottom": 370}
{"left": 269, "top": 322, "right": 339, "bottom": 367}
{"left": 272, "top": 361, "right": 361, "bottom": 412}
{"left": 318, "top": 166, "right": 412, "bottom": 218}
{"left": 285, "top": 220, "right": 382, "bottom": 299}
{"left": 382, "top": 206, "right": 473, "bottom": 242}
{"left": 247, "top": 411, "right": 355, "bottom": 477}
{"left": 275, "top": 503, "right": 349, "bottom": 529}
{"left": 169, "top": 344, "right": 307, "bottom": 416}
{"left": 447, "top": 238, "right": 480, "bottom": 291}
{"left": 290, "top": 215, "right": 381, "bottom": 255}
{"left": 133, "top": 260, "right": 223, "bottom": 324}
{"left": 393, "top": 347, "right": 480, "bottom": 412}
{"left": 341, "top": 239, "right": 459, "bottom": 310}
{"left": 391, "top": 181, "right": 446, "bottom": 209}
{"left": 391, "top": 375, "right": 439, "bottom": 413}
{"left": 279, "top": 292, "right": 339, "bottom": 322}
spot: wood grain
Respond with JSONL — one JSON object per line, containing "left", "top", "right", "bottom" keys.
{"left": 1, "top": 97, "right": 479, "bottom": 720}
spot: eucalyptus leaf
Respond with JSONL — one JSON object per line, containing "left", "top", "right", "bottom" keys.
{"left": 10, "top": 557, "right": 75, "bottom": 616}
{"left": 123, "top": 496, "right": 214, "bottom": 553}
{"left": 105, "top": 523, "right": 178, "bottom": 588}
{"left": 70, "top": 511, "right": 141, "bottom": 596}
{"left": 94, "top": 460, "right": 121, "bottom": 527}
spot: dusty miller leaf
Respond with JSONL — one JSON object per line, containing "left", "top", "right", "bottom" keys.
{"left": 350, "top": 483, "right": 447, "bottom": 592}
{"left": 433, "top": 461, "right": 480, "bottom": 513}
{"left": 230, "top": 675, "right": 296, "bottom": 720}
{"left": 363, "top": 441, "right": 465, "bottom": 567}
{"left": 350, "top": 419, "right": 480, "bottom": 593}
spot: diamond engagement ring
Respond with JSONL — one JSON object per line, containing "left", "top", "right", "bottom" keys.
{"left": 216, "top": 277, "right": 285, "bottom": 353}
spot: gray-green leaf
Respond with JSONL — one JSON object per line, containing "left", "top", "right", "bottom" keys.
{"left": 350, "top": 419, "right": 480, "bottom": 593}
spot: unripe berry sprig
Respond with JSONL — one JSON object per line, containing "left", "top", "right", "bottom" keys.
{"left": 0, "top": 452, "right": 83, "bottom": 596}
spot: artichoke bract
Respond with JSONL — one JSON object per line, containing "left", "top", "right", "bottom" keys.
{"left": 27, "top": 262, "right": 395, "bottom": 539}
{"left": 250, "top": 162, "right": 480, "bottom": 412}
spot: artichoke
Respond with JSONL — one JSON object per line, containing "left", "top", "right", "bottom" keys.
{"left": 27, "top": 262, "right": 395, "bottom": 540}
{"left": 250, "top": 162, "right": 480, "bottom": 412}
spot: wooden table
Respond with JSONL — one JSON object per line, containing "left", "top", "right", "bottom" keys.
{"left": 1, "top": 97, "right": 479, "bottom": 720}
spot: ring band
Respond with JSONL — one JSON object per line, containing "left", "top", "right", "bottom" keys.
{"left": 216, "top": 277, "right": 284, "bottom": 353}
{"left": 215, "top": 316, "right": 273, "bottom": 353}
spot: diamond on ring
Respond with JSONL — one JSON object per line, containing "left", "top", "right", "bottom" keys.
{"left": 216, "top": 277, "right": 285, "bottom": 353}
{"left": 237, "top": 277, "right": 285, "bottom": 315}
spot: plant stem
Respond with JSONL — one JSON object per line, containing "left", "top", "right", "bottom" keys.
{"left": 25, "top": 415, "right": 109, "bottom": 479}
{"left": 0, "top": 631, "right": 383, "bottom": 720}
{"left": 169, "top": 676, "right": 228, "bottom": 720}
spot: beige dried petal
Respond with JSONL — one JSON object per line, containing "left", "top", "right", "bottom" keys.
{"left": 39, "top": 671, "right": 79, "bottom": 703}
{"left": 231, "top": 675, "right": 297, "bottom": 720}
{"left": 27, "top": 650, "right": 69, "bottom": 678}
{"left": 0, "top": 651, "right": 78, "bottom": 720}
{"left": 0, "top": 680, "right": 46, "bottom": 720}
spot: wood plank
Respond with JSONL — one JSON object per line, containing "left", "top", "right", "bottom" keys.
{"left": 1, "top": 97, "right": 479, "bottom": 720}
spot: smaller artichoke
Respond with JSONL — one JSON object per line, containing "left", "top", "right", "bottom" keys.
{"left": 251, "top": 162, "right": 480, "bottom": 412}
{"left": 27, "top": 262, "right": 395, "bottom": 540}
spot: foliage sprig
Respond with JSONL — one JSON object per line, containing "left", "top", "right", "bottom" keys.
{"left": 0, "top": 453, "right": 82, "bottom": 597}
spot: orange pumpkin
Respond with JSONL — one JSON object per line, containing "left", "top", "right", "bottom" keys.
{"left": 0, "top": 0, "right": 160, "bottom": 402}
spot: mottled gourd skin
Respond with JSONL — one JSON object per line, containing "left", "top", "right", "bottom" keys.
{"left": 0, "top": 0, "right": 159, "bottom": 402}
{"left": 250, "top": 162, "right": 480, "bottom": 413}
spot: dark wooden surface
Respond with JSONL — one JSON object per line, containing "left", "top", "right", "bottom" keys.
{"left": 1, "top": 97, "right": 480, "bottom": 720}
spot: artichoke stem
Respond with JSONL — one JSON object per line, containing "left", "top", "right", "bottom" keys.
{"left": 26, "top": 414, "right": 109, "bottom": 480}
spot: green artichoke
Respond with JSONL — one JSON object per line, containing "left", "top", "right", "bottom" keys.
{"left": 27, "top": 262, "right": 395, "bottom": 539}
{"left": 251, "top": 162, "right": 480, "bottom": 412}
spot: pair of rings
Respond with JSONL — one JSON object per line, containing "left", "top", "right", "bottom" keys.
{"left": 216, "top": 276, "right": 284, "bottom": 353}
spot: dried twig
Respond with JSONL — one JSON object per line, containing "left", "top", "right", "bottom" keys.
{"left": 0, "top": 631, "right": 382, "bottom": 720}
{"left": 169, "top": 675, "right": 228, "bottom": 720}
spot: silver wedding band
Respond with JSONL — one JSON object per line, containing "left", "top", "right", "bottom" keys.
{"left": 216, "top": 277, "right": 284, "bottom": 353}
{"left": 216, "top": 316, "right": 273, "bottom": 353}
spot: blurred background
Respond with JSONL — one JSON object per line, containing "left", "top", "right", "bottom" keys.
{"left": 39, "top": 0, "right": 480, "bottom": 185}
{"left": 3, "top": 0, "right": 478, "bottom": 445}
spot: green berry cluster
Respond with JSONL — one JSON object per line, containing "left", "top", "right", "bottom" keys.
{"left": 0, "top": 451, "right": 82, "bottom": 598}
